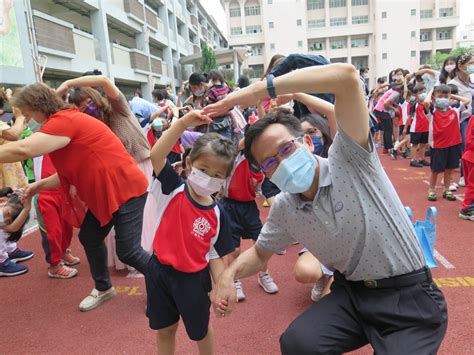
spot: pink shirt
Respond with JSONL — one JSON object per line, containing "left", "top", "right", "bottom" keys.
{"left": 374, "top": 89, "right": 395, "bottom": 112}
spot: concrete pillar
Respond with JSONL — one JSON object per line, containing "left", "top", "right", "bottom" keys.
{"left": 324, "top": 0, "right": 330, "bottom": 27}
{"left": 90, "top": 0, "right": 114, "bottom": 80}
{"left": 240, "top": 0, "right": 246, "bottom": 34}
{"left": 233, "top": 49, "right": 239, "bottom": 82}
{"left": 161, "top": 2, "right": 174, "bottom": 86}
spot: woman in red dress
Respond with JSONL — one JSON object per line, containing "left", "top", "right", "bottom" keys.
{"left": 4, "top": 83, "right": 150, "bottom": 312}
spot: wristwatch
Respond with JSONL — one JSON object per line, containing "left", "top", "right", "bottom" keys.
{"left": 266, "top": 74, "right": 277, "bottom": 99}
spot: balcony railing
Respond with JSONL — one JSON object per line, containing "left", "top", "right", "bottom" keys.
{"left": 150, "top": 55, "right": 163, "bottom": 75}
{"left": 124, "top": 0, "right": 144, "bottom": 21}
{"left": 111, "top": 43, "right": 132, "bottom": 67}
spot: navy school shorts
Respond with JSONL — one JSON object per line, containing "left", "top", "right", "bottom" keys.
{"left": 145, "top": 255, "right": 212, "bottom": 341}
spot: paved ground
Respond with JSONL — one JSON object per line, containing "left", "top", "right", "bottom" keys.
{"left": 1, "top": 148, "right": 473, "bottom": 354}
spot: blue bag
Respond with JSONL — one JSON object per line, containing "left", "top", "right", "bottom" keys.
{"left": 404, "top": 207, "right": 438, "bottom": 269}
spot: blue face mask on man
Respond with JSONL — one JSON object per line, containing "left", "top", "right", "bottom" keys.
{"left": 270, "top": 146, "right": 316, "bottom": 193}
{"left": 311, "top": 135, "right": 324, "bottom": 156}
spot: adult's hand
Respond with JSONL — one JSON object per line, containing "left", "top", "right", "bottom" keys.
{"left": 56, "top": 82, "right": 70, "bottom": 96}
{"left": 180, "top": 110, "right": 212, "bottom": 128}
{"left": 212, "top": 272, "right": 237, "bottom": 317}
{"left": 25, "top": 181, "right": 41, "bottom": 199}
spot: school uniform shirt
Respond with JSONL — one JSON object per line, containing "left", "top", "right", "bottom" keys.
{"left": 409, "top": 103, "right": 429, "bottom": 133}
{"left": 400, "top": 101, "right": 412, "bottom": 125}
{"left": 149, "top": 163, "right": 234, "bottom": 273}
{"left": 223, "top": 152, "right": 265, "bottom": 202}
{"left": 426, "top": 105, "right": 463, "bottom": 148}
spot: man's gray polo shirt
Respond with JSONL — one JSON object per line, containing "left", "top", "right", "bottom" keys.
{"left": 256, "top": 128, "right": 425, "bottom": 281}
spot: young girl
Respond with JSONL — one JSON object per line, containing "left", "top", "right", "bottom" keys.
{"left": 146, "top": 110, "right": 236, "bottom": 354}
{"left": 207, "top": 70, "right": 233, "bottom": 138}
{"left": 0, "top": 189, "right": 33, "bottom": 277}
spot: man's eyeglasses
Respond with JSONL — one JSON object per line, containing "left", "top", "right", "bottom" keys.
{"left": 259, "top": 137, "right": 303, "bottom": 173}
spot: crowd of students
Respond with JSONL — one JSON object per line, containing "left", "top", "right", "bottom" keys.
{"left": 368, "top": 52, "right": 474, "bottom": 219}
{"left": 0, "top": 50, "right": 472, "bottom": 354}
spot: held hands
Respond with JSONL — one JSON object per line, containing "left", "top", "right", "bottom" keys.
{"left": 211, "top": 275, "right": 237, "bottom": 318}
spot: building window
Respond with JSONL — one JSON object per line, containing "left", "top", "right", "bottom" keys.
{"left": 297, "top": 19, "right": 302, "bottom": 26}
{"left": 298, "top": 40, "right": 303, "bottom": 47}
{"left": 269, "top": 21, "right": 274, "bottom": 28}
{"left": 230, "top": 27, "right": 242, "bottom": 35}
{"left": 330, "top": 38, "right": 347, "bottom": 49}
{"left": 307, "top": 0, "right": 324, "bottom": 10}
{"left": 251, "top": 45, "right": 263, "bottom": 56}
{"left": 382, "top": 33, "right": 387, "bottom": 40}
{"left": 308, "top": 19, "right": 325, "bottom": 28}
{"left": 270, "top": 43, "right": 275, "bottom": 49}
{"left": 308, "top": 40, "right": 325, "bottom": 51}
{"left": 420, "top": 9, "right": 433, "bottom": 18}
{"left": 351, "top": 36, "right": 368, "bottom": 48}
{"left": 268, "top": 0, "right": 273, "bottom": 3}
{"left": 410, "top": 9, "right": 416, "bottom": 16}
{"left": 245, "top": 4, "right": 261, "bottom": 16}
{"left": 330, "top": 17, "right": 347, "bottom": 26}
{"left": 351, "top": 0, "right": 368, "bottom": 5}
{"left": 330, "top": 0, "right": 346, "bottom": 8}
{"left": 411, "top": 30, "right": 416, "bottom": 38}
{"left": 439, "top": 8, "right": 453, "bottom": 17}
{"left": 381, "top": 11, "right": 387, "bottom": 18}
{"left": 229, "top": 7, "right": 241, "bottom": 17}
{"left": 382, "top": 53, "right": 387, "bottom": 59}
{"left": 352, "top": 15, "right": 368, "bottom": 24}
{"left": 411, "top": 50, "right": 416, "bottom": 57}
{"left": 420, "top": 30, "right": 431, "bottom": 42}
{"left": 246, "top": 25, "right": 262, "bottom": 34}
{"left": 437, "top": 29, "right": 452, "bottom": 40}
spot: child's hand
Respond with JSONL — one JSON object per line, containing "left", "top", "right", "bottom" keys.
{"left": 180, "top": 110, "right": 212, "bottom": 128}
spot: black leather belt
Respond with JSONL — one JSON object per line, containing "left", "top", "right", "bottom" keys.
{"left": 348, "top": 267, "right": 432, "bottom": 289}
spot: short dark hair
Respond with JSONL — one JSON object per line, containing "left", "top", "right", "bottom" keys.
{"left": 433, "top": 84, "right": 451, "bottom": 95}
{"left": 152, "top": 89, "right": 165, "bottom": 101}
{"left": 413, "top": 84, "right": 426, "bottom": 94}
{"left": 377, "top": 77, "right": 385, "bottom": 84}
{"left": 237, "top": 75, "right": 250, "bottom": 88}
{"left": 189, "top": 72, "right": 207, "bottom": 85}
{"left": 447, "top": 83, "right": 458, "bottom": 95}
{"left": 208, "top": 69, "right": 224, "bottom": 83}
{"left": 189, "top": 133, "right": 237, "bottom": 176}
{"left": 244, "top": 112, "right": 303, "bottom": 166}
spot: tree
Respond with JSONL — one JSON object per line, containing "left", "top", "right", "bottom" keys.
{"left": 200, "top": 43, "right": 218, "bottom": 73}
{"left": 428, "top": 47, "right": 473, "bottom": 69}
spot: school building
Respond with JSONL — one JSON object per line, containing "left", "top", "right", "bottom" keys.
{"left": 0, "top": 0, "right": 228, "bottom": 99}
{"left": 221, "top": 0, "right": 460, "bottom": 86}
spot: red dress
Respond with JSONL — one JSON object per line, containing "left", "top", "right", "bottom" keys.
{"left": 39, "top": 108, "right": 148, "bottom": 226}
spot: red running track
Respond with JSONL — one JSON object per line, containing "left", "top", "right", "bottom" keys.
{"left": 1, "top": 149, "right": 473, "bottom": 354}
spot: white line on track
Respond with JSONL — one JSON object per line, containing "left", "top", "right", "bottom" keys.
{"left": 433, "top": 249, "right": 456, "bottom": 269}
{"left": 23, "top": 224, "right": 38, "bottom": 237}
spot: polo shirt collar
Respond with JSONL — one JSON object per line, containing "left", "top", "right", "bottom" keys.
{"left": 290, "top": 155, "right": 332, "bottom": 209}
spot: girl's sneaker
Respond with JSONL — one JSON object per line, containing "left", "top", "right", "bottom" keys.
{"left": 449, "top": 183, "right": 458, "bottom": 192}
{"left": 442, "top": 190, "right": 456, "bottom": 201}
{"left": 0, "top": 259, "right": 28, "bottom": 277}
{"left": 48, "top": 264, "right": 78, "bottom": 279}
{"left": 427, "top": 190, "right": 437, "bottom": 201}
{"left": 458, "top": 177, "right": 466, "bottom": 187}
{"left": 8, "top": 248, "right": 33, "bottom": 263}
{"left": 459, "top": 209, "right": 474, "bottom": 221}
{"left": 62, "top": 249, "right": 80, "bottom": 266}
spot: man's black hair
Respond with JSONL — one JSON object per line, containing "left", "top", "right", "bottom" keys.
{"left": 244, "top": 112, "right": 303, "bottom": 166}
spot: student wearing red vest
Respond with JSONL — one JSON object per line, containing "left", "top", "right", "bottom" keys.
{"left": 423, "top": 85, "right": 470, "bottom": 201}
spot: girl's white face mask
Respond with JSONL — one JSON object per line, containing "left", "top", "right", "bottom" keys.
{"left": 187, "top": 167, "right": 225, "bottom": 198}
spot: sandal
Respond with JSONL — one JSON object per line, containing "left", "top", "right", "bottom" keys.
{"left": 427, "top": 190, "right": 437, "bottom": 201}
{"left": 442, "top": 190, "right": 456, "bottom": 201}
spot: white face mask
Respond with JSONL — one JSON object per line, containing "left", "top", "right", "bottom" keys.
{"left": 187, "top": 167, "right": 225, "bottom": 197}
{"left": 0, "top": 209, "right": 6, "bottom": 227}
{"left": 193, "top": 88, "right": 205, "bottom": 97}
